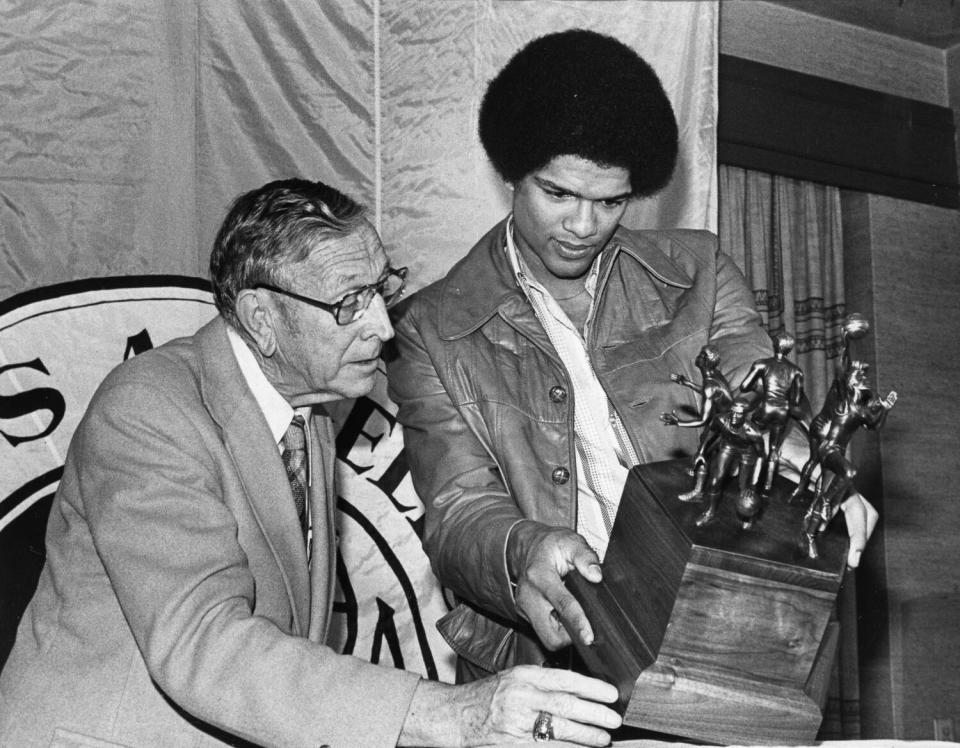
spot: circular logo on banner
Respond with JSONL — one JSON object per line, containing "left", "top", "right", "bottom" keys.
{"left": 0, "top": 276, "right": 455, "bottom": 681}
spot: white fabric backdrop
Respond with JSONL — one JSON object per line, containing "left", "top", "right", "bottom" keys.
{"left": 0, "top": 0, "right": 717, "bottom": 299}
{"left": 0, "top": 0, "right": 718, "bottom": 684}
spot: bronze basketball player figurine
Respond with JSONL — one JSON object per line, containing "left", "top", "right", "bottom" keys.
{"left": 739, "top": 331, "right": 806, "bottom": 494}
{"left": 695, "top": 398, "right": 767, "bottom": 528}
{"left": 789, "top": 314, "right": 897, "bottom": 558}
{"left": 660, "top": 345, "right": 734, "bottom": 503}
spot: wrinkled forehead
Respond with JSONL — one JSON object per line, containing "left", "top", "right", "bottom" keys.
{"left": 303, "top": 219, "right": 388, "bottom": 293}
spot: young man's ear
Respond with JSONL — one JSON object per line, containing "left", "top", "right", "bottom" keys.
{"left": 235, "top": 288, "right": 278, "bottom": 357}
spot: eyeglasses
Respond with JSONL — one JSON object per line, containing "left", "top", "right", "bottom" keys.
{"left": 254, "top": 266, "right": 407, "bottom": 325}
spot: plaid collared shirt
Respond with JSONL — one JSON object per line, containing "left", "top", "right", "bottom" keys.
{"left": 504, "top": 218, "right": 638, "bottom": 559}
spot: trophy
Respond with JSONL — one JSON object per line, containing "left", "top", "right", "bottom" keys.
{"left": 566, "top": 315, "right": 896, "bottom": 746}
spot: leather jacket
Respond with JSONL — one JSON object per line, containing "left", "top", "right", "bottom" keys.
{"left": 387, "top": 218, "right": 773, "bottom": 675}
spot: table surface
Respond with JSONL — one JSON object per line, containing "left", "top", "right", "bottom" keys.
{"left": 504, "top": 741, "right": 960, "bottom": 748}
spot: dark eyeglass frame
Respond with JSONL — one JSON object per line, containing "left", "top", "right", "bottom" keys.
{"left": 254, "top": 266, "right": 407, "bottom": 325}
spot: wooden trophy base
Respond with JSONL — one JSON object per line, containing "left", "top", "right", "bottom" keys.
{"left": 566, "top": 459, "right": 848, "bottom": 746}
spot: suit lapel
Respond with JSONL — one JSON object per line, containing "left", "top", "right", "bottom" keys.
{"left": 307, "top": 409, "right": 338, "bottom": 641}
{"left": 196, "top": 318, "right": 311, "bottom": 635}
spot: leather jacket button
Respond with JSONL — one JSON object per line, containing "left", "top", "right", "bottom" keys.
{"left": 551, "top": 466, "right": 570, "bottom": 485}
{"left": 549, "top": 385, "right": 567, "bottom": 403}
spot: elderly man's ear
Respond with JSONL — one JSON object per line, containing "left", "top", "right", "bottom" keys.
{"left": 236, "top": 288, "right": 278, "bottom": 357}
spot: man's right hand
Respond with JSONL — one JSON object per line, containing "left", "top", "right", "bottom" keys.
{"left": 400, "top": 665, "right": 622, "bottom": 747}
{"left": 506, "top": 521, "right": 601, "bottom": 650}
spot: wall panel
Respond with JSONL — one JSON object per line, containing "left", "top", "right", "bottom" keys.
{"left": 841, "top": 191, "right": 960, "bottom": 738}
{"left": 720, "top": 0, "right": 947, "bottom": 106}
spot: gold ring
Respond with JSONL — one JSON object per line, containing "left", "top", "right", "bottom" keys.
{"left": 533, "top": 710, "right": 554, "bottom": 741}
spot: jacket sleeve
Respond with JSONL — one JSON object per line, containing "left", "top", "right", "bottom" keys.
{"left": 77, "top": 373, "right": 420, "bottom": 748}
{"left": 387, "top": 301, "right": 525, "bottom": 622}
{"left": 707, "top": 248, "right": 773, "bottom": 386}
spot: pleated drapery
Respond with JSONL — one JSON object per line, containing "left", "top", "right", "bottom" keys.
{"left": 0, "top": 1, "right": 717, "bottom": 300}
{"left": 719, "top": 165, "right": 848, "bottom": 412}
{"left": 719, "top": 164, "right": 860, "bottom": 739}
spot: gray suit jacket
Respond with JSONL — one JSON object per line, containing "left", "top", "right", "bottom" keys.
{"left": 0, "top": 317, "right": 420, "bottom": 747}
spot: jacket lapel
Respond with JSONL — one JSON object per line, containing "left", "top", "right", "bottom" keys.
{"left": 196, "top": 318, "right": 311, "bottom": 635}
{"left": 307, "top": 408, "right": 338, "bottom": 641}
{"left": 437, "top": 219, "right": 694, "bottom": 347}
{"left": 437, "top": 220, "right": 517, "bottom": 340}
{"left": 611, "top": 229, "right": 694, "bottom": 289}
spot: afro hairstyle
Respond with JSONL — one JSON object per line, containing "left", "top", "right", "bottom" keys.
{"left": 479, "top": 29, "right": 678, "bottom": 197}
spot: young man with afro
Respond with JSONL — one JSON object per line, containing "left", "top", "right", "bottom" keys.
{"left": 387, "top": 29, "right": 877, "bottom": 694}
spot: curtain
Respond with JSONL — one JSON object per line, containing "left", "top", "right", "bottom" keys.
{"left": 0, "top": 0, "right": 718, "bottom": 686}
{"left": 719, "top": 164, "right": 860, "bottom": 739}
{"left": 719, "top": 165, "right": 847, "bottom": 413}
{"left": 0, "top": 0, "right": 717, "bottom": 301}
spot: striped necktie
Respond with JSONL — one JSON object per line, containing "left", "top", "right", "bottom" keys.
{"left": 281, "top": 414, "right": 308, "bottom": 540}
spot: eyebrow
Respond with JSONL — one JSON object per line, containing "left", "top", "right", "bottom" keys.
{"left": 534, "top": 176, "right": 632, "bottom": 203}
{"left": 330, "top": 263, "right": 391, "bottom": 298}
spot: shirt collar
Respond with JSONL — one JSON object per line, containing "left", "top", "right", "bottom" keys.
{"left": 504, "top": 214, "right": 601, "bottom": 299}
{"left": 226, "top": 325, "right": 295, "bottom": 444}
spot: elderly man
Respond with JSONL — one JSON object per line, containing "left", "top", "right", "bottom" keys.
{"left": 0, "top": 179, "right": 621, "bottom": 747}
{"left": 387, "top": 29, "right": 878, "bottom": 692}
